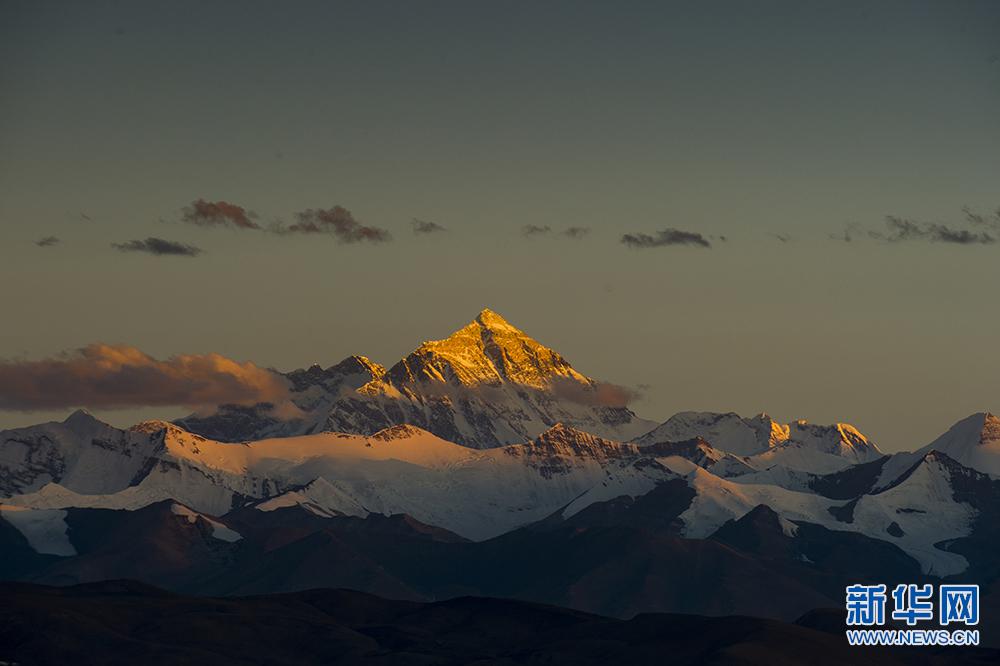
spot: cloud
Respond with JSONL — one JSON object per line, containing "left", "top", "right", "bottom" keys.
{"left": 834, "top": 208, "right": 1000, "bottom": 246}
{"left": 962, "top": 205, "right": 1000, "bottom": 231}
{"left": 621, "top": 228, "right": 712, "bottom": 249}
{"left": 412, "top": 218, "right": 447, "bottom": 235}
{"left": 522, "top": 225, "right": 552, "bottom": 237}
{"left": 548, "top": 377, "right": 642, "bottom": 408}
{"left": 871, "top": 215, "right": 995, "bottom": 245}
{"left": 522, "top": 225, "right": 591, "bottom": 239}
{"left": 925, "top": 227, "right": 995, "bottom": 245}
{"left": 829, "top": 223, "right": 861, "bottom": 243}
{"left": 112, "top": 237, "right": 204, "bottom": 256}
{"left": 35, "top": 236, "right": 59, "bottom": 247}
{"left": 182, "top": 199, "right": 259, "bottom": 230}
{"left": 0, "top": 344, "right": 291, "bottom": 412}
{"left": 274, "top": 206, "right": 391, "bottom": 243}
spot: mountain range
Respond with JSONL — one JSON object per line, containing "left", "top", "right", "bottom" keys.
{"left": 1, "top": 309, "right": 999, "bottom": 643}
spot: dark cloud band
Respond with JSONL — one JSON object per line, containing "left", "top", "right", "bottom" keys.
{"left": 522, "top": 225, "right": 552, "bottom": 237}
{"left": 522, "top": 225, "right": 591, "bottom": 239}
{"left": 412, "top": 218, "right": 447, "bottom": 235}
{"left": 872, "top": 215, "right": 995, "bottom": 245}
{"left": 621, "top": 228, "right": 712, "bottom": 248}
{"left": 112, "top": 237, "right": 203, "bottom": 256}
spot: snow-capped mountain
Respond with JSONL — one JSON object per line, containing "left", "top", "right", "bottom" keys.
{"left": 178, "top": 309, "right": 656, "bottom": 448}
{"left": 853, "top": 411, "right": 1000, "bottom": 496}
{"left": 1, "top": 417, "right": 672, "bottom": 540}
{"left": 176, "top": 355, "right": 386, "bottom": 442}
{"left": 635, "top": 411, "right": 789, "bottom": 455}
{"left": 0, "top": 409, "right": 164, "bottom": 497}
{"left": 914, "top": 411, "right": 1000, "bottom": 477}
{"left": 636, "top": 411, "right": 884, "bottom": 473}
{"left": 3, "top": 408, "right": 997, "bottom": 578}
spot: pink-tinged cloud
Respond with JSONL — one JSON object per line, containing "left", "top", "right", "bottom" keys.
{"left": 0, "top": 345, "right": 290, "bottom": 412}
{"left": 182, "top": 199, "right": 260, "bottom": 229}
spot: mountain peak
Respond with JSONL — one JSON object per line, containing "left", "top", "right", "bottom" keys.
{"left": 62, "top": 408, "right": 110, "bottom": 434}
{"left": 475, "top": 307, "right": 511, "bottom": 327}
{"left": 915, "top": 411, "right": 1000, "bottom": 476}
{"left": 634, "top": 411, "right": 779, "bottom": 456}
{"left": 536, "top": 422, "right": 592, "bottom": 441}
{"left": 63, "top": 408, "right": 95, "bottom": 423}
{"left": 385, "top": 309, "right": 590, "bottom": 389}
{"left": 129, "top": 419, "right": 197, "bottom": 441}
{"left": 636, "top": 411, "right": 880, "bottom": 463}
{"left": 526, "top": 422, "right": 628, "bottom": 458}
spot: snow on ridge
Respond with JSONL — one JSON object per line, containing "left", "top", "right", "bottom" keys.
{"left": 170, "top": 503, "right": 242, "bottom": 542}
{"left": 914, "top": 412, "right": 1000, "bottom": 477}
{"left": 655, "top": 457, "right": 834, "bottom": 539}
{"left": 256, "top": 478, "right": 369, "bottom": 518}
{"left": 851, "top": 454, "right": 975, "bottom": 576}
{"left": 635, "top": 411, "right": 883, "bottom": 471}
{"left": 0, "top": 505, "right": 76, "bottom": 556}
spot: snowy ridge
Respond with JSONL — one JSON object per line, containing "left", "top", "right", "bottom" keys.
{"left": 170, "top": 503, "right": 242, "bottom": 542}
{"left": 0, "top": 505, "right": 76, "bottom": 556}
{"left": 637, "top": 412, "right": 883, "bottom": 474}
{"left": 0, "top": 409, "right": 165, "bottom": 497}
{"left": 915, "top": 412, "right": 1000, "bottom": 477}
{"left": 850, "top": 452, "right": 978, "bottom": 576}
{"left": 1, "top": 420, "right": 671, "bottom": 540}
{"left": 635, "top": 411, "right": 789, "bottom": 456}
{"left": 649, "top": 456, "right": 832, "bottom": 537}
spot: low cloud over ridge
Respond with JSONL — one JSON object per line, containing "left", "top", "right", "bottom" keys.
{"left": 549, "top": 376, "right": 642, "bottom": 408}
{"left": 0, "top": 344, "right": 291, "bottom": 412}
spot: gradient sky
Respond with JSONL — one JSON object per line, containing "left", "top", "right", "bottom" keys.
{"left": 1, "top": 1, "right": 998, "bottom": 451}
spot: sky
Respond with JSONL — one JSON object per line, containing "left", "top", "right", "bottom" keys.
{"left": 1, "top": 0, "right": 998, "bottom": 452}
